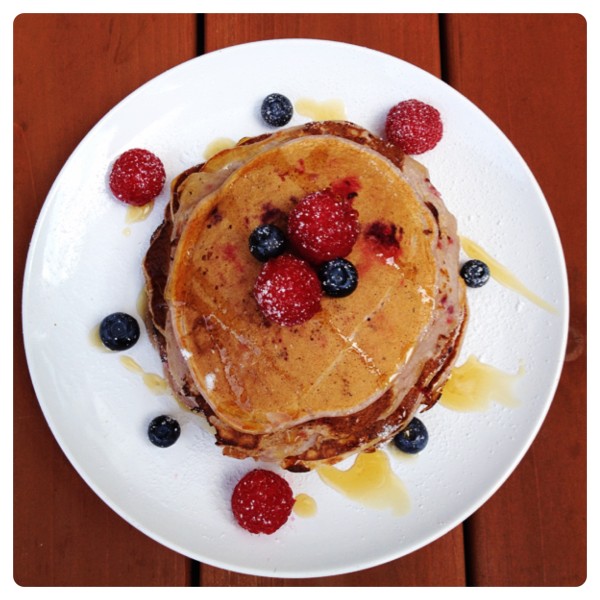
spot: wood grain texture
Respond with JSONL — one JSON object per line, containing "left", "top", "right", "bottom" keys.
{"left": 204, "top": 13, "right": 441, "bottom": 74}
{"left": 199, "top": 525, "right": 465, "bottom": 586}
{"left": 443, "top": 13, "right": 586, "bottom": 586}
{"left": 13, "top": 13, "right": 197, "bottom": 586}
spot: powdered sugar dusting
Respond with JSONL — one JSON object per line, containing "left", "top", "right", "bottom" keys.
{"left": 109, "top": 148, "right": 166, "bottom": 206}
{"left": 253, "top": 254, "right": 322, "bottom": 326}
{"left": 205, "top": 372, "right": 216, "bottom": 391}
{"left": 385, "top": 99, "right": 443, "bottom": 155}
{"left": 288, "top": 189, "right": 360, "bottom": 263}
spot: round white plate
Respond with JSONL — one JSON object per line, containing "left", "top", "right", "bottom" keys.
{"left": 22, "top": 39, "right": 568, "bottom": 578}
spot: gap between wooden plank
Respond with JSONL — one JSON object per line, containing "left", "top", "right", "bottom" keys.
{"left": 188, "top": 13, "right": 203, "bottom": 588}
{"left": 436, "top": 14, "right": 474, "bottom": 586}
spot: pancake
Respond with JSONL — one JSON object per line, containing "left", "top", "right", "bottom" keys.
{"left": 144, "top": 121, "right": 467, "bottom": 471}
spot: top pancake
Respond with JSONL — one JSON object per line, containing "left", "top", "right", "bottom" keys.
{"left": 166, "top": 134, "right": 439, "bottom": 434}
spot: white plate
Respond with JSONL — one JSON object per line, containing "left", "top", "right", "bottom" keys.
{"left": 22, "top": 39, "right": 568, "bottom": 578}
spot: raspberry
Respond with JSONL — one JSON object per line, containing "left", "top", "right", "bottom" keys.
{"left": 231, "top": 469, "right": 295, "bottom": 534}
{"left": 385, "top": 99, "right": 443, "bottom": 155}
{"left": 254, "top": 254, "right": 321, "bottom": 326}
{"left": 288, "top": 190, "right": 360, "bottom": 264}
{"left": 109, "top": 148, "right": 166, "bottom": 206}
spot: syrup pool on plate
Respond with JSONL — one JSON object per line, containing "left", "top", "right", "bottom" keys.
{"left": 440, "top": 355, "right": 524, "bottom": 412}
{"left": 119, "top": 355, "right": 168, "bottom": 395}
{"left": 460, "top": 236, "right": 556, "bottom": 313}
{"left": 295, "top": 98, "right": 346, "bottom": 121}
{"left": 293, "top": 493, "right": 318, "bottom": 518}
{"left": 123, "top": 201, "right": 155, "bottom": 236}
{"left": 204, "top": 137, "right": 236, "bottom": 160}
{"left": 317, "top": 450, "right": 410, "bottom": 516}
{"left": 125, "top": 200, "right": 155, "bottom": 224}
{"left": 137, "top": 287, "right": 148, "bottom": 321}
{"left": 89, "top": 326, "right": 108, "bottom": 350}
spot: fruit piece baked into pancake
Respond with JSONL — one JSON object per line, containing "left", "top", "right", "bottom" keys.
{"left": 143, "top": 121, "right": 467, "bottom": 471}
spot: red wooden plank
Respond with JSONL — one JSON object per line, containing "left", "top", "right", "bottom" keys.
{"left": 204, "top": 12, "right": 441, "bottom": 74}
{"left": 201, "top": 526, "right": 465, "bottom": 586}
{"left": 200, "top": 12, "right": 465, "bottom": 587}
{"left": 443, "top": 13, "right": 586, "bottom": 586}
{"left": 14, "top": 13, "right": 198, "bottom": 586}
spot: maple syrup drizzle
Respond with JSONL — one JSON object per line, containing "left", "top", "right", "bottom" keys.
{"left": 125, "top": 200, "right": 155, "bottom": 224}
{"left": 137, "top": 286, "right": 148, "bottom": 321}
{"left": 295, "top": 98, "right": 346, "bottom": 121}
{"left": 440, "top": 354, "right": 524, "bottom": 412}
{"left": 203, "top": 137, "right": 236, "bottom": 160}
{"left": 293, "top": 493, "right": 318, "bottom": 517}
{"left": 460, "top": 236, "right": 557, "bottom": 313}
{"left": 317, "top": 450, "right": 410, "bottom": 516}
{"left": 89, "top": 326, "right": 109, "bottom": 351}
{"left": 119, "top": 356, "right": 168, "bottom": 395}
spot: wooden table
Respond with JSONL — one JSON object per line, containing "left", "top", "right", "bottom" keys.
{"left": 14, "top": 13, "right": 586, "bottom": 586}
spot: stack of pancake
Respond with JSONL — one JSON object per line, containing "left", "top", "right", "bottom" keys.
{"left": 143, "top": 121, "right": 467, "bottom": 471}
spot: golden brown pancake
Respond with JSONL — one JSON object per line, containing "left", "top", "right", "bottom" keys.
{"left": 144, "top": 121, "right": 467, "bottom": 470}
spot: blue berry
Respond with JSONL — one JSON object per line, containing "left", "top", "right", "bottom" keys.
{"left": 318, "top": 258, "right": 358, "bottom": 297}
{"left": 260, "top": 93, "right": 293, "bottom": 127}
{"left": 393, "top": 418, "right": 428, "bottom": 454}
{"left": 460, "top": 259, "right": 490, "bottom": 288}
{"left": 148, "top": 415, "right": 181, "bottom": 448}
{"left": 99, "top": 312, "right": 140, "bottom": 351}
{"left": 249, "top": 224, "right": 287, "bottom": 262}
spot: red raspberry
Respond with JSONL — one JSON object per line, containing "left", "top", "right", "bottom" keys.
{"left": 109, "top": 148, "right": 166, "bottom": 206}
{"left": 254, "top": 254, "right": 321, "bottom": 326}
{"left": 288, "top": 190, "right": 360, "bottom": 264}
{"left": 385, "top": 99, "right": 443, "bottom": 155}
{"left": 231, "top": 469, "right": 295, "bottom": 535}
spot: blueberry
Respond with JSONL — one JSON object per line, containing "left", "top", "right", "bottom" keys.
{"left": 148, "top": 415, "right": 181, "bottom": 448}
{"left": 249, "top": 224, "right": 287, "bottom": 261}
{"left": 318, "top": 258, "right": 359, "bottom": 297}
{"left": 260, "top": 93, "right": 293, "bottom": 127}
{"left": 460, "top": 259, "right": 491, "bottom": 288}
{"left": 99, "top": 312, "right": 140, "bottom": 351}
{"left": 393, "top": 418, "right": 428, "bottom": 454}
